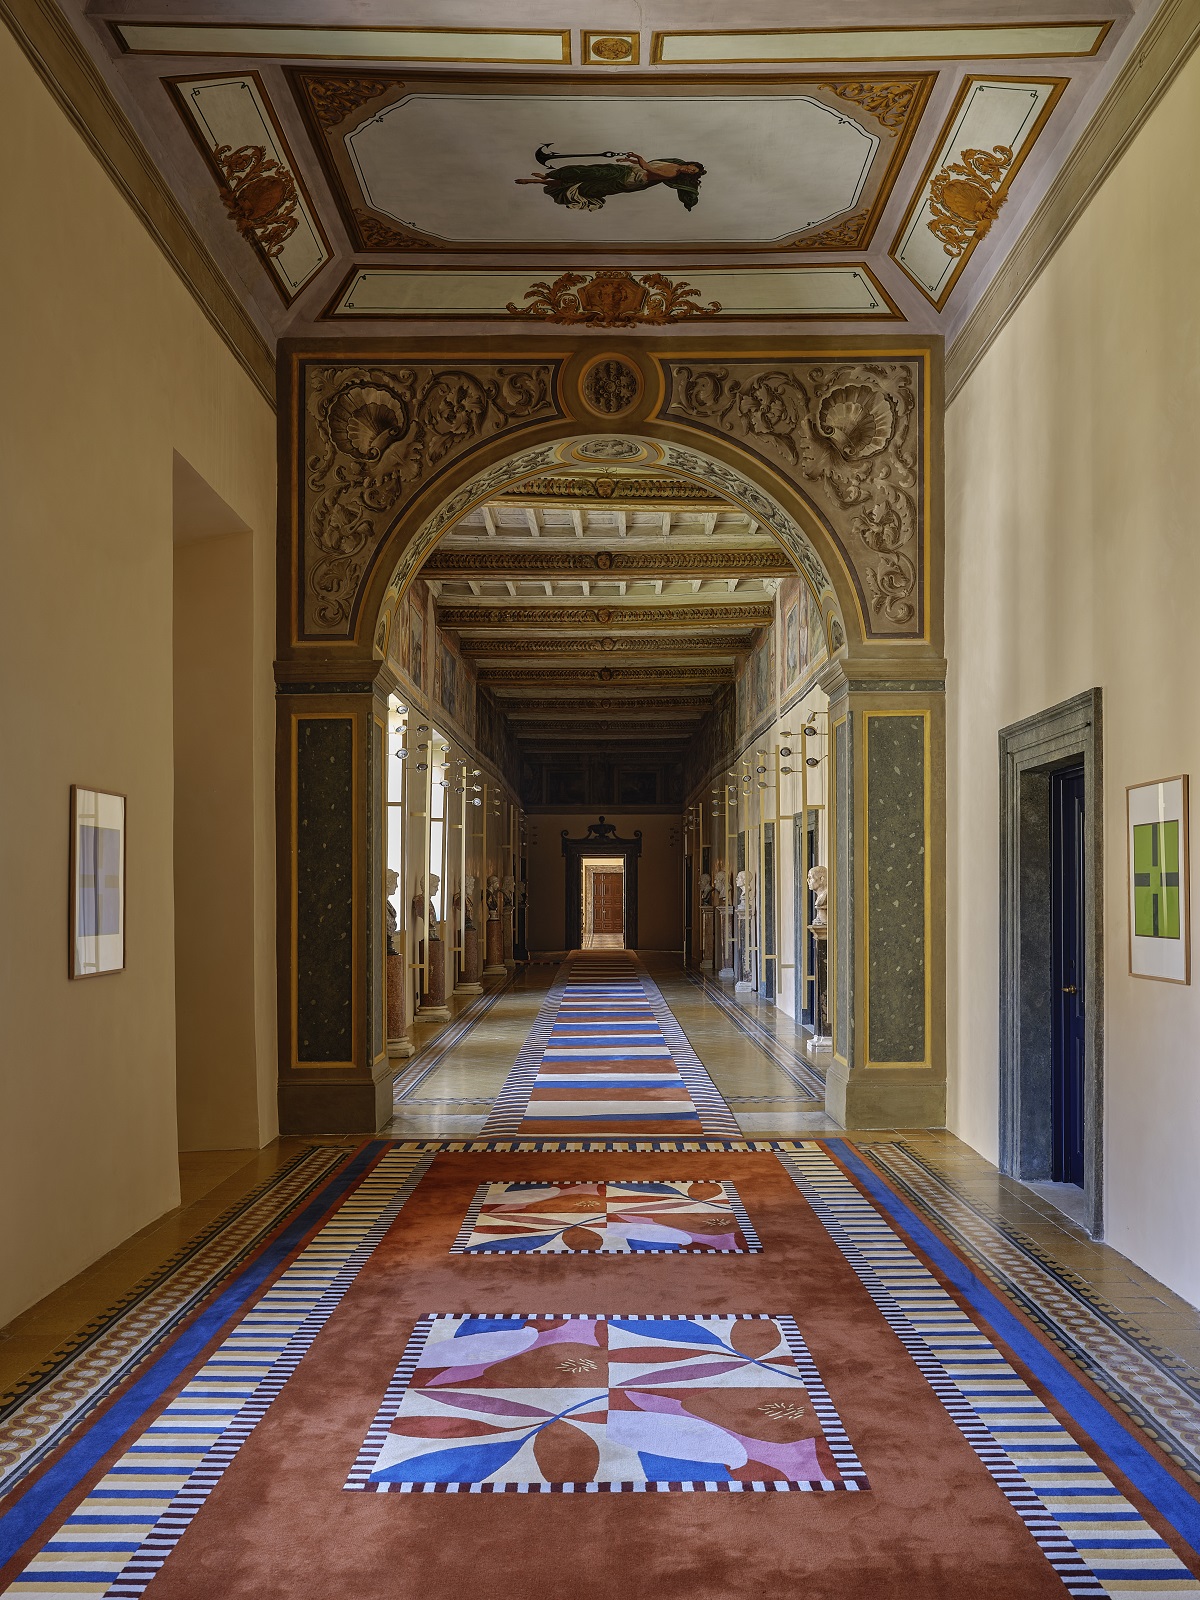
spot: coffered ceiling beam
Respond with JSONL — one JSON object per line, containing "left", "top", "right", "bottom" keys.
{"left": 478, "top": 664, "right": 735, "bottom": 686}
{"left": 460, "top": 634, "right": 750, "bottom": 660}
{"left": 438, "top": 603, "right": 773, "bottom": 630}
{"left": 421, "top": 549, "right": 791, "bottom": 580}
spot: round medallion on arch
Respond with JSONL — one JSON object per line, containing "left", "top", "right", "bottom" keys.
{"left": 580, "top": 354, "right": 644, "bottom": 418}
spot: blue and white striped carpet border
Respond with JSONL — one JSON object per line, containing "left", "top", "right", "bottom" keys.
{"left": 780, "top": 1147, "right": 1200, "bottom": 1598}
{"left": 1, "top": 1151, "right": 433, "bottom": 1600}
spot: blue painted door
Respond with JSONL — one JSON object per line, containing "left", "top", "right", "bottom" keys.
{"left": 1051, "top": 767, "right": 1086, "bottom": 1187}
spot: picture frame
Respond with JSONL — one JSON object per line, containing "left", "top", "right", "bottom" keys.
{"left": 1127, "top": 774, "right": 1189, "bottom": 984}
{"left": 69, "top": 786, "right": 126, "bottom": 979}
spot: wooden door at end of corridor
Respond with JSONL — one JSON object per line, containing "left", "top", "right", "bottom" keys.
{"left": 592, "top": 871, "right": 624, "bottom": 935}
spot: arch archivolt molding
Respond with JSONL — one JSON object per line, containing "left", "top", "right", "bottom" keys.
{"left": 283, "top": 339, "right": 938, "bottom": 665}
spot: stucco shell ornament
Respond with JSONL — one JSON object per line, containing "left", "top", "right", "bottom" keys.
{"left": 816, "top": 384, "right": 898, "bottom": 460}
{"left": 326, "top": 381, "right": 411, "bottom": 463}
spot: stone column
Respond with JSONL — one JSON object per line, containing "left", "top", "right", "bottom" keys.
{"left": 819, "top": 660, "right": 946, "bottom": 1129}
{"left": 275, "top": 670, "right": 393, "bottom": 1135}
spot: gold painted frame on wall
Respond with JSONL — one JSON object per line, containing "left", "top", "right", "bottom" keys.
{"left": 69, "top": 786, "right": 126, "bottom": 980}
{"left": 1127, "top": 774, "right": 1190, "bottom": 985}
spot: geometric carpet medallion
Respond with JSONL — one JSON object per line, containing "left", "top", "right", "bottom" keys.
{"left": 345, "top": 1313, "right": 865, "bottom": 1492}
{"left": 451, "top": 1181, "right": 762, "bottom": 1254}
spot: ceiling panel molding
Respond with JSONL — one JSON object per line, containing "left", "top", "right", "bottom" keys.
{"left": 112, "top": 23, "right": 572, "bottom": 65}
{"left": 650, "top": 24, "right": 1112, "bottom": 66}
{"left": 947, "top": 0, "right": 1200, "bottom": 399}
{"left": 167, "top": 72, "right": 331, "bottom": 303}
{"left": 325, "top": 264, "right": 902, "bottom": 321}
{"left": 0, "top": 0, "right": 274, "bottom": 402}
{"left": 292, "top": 69, "right": 932, "bottom": 258}
{"left": 892, "top": 76, "right": 1068, "bottom": 309}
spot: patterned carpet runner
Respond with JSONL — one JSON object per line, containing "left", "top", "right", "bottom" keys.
{"left": 480, "top": 952, "right": 740, "bottom": 1139}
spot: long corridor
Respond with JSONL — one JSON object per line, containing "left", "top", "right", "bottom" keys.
{"left": 3, "top": 956, "right": 1200, "bottom": 1597}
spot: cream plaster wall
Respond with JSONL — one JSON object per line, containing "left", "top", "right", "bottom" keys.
{"left": 174, "top": 526, "right": 262, "bottom": 1151}
{"left": 526, "top": 813, "right": 682, "bottom": 952}
{"left": 0, "top": 31, "right": 278, "bottom": 1324}
{"left": 946, "top": 47, "right": 1200, "bottom": 1305}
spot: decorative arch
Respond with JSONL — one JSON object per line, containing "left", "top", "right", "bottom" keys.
{"left": 278, "top": 338, "right": 939, "bottom": 672}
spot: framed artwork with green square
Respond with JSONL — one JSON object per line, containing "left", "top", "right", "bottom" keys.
{"left": 1127, "top": 775, "right": 1190, "bottom": 984}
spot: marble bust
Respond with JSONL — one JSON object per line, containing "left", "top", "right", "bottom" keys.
{"left": 808, "top": 864, "right": 829, "bottom": 929}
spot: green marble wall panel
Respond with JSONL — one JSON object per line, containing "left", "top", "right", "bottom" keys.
{"left": 866, "top": 714, "right": 927, "bottom": 1063}
{"left": 834, "top": 715, "right": 852, "bottom": 1059}
{"left": 296, "top": 717, "right": 355, "bottom": 1062}
{"left": 369, "top": 714, "right": 385, "bottom": 1063}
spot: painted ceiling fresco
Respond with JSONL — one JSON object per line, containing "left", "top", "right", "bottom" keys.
{"left": 61, "top": 0, "right": 1161, "bottom": 341}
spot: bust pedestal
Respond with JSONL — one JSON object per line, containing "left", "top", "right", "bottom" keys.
{"left": 809, "top": 925, "right": 831, "bottom": 1050}
{"left": 455, "top": 926, "right": 483, "bottom": 996}
{"left": 484, "top": 917, "right": 505, "bottom": 976}
{"left": 386, "top": 948, "right": 414, "bottom": 1057}
{"left": 418, "top": 938, "right": 452, "bottom": 1020}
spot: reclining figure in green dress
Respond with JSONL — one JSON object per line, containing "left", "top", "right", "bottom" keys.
{"left": 516, "top": 153, "right": 705, "bottom": 213}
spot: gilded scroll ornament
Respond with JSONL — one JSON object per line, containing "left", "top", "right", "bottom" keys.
{"left": 665, "top": 362, "right": 920, "bottom": 631}
{"left": 822, "top": 81, "right": 918, "bottom": 133}
{"left": 354, "top": 210, "right": 431, "bottom": 250}
{"left": 303, "top": 366, "right": 557, "bottom": 632}
{"left": 927, "top": 145, "right": 1013, "bottom": 256}
{"left": 805, "top": 210, "right": 870, "bottom": 250}
{"left": 301, "top": 74, "right": 394, "bottom": 130}
{"left": 213, "top": 145, "right": 299, "bottom": 257}
{"left": 507, "top": 269, "right": 720, "bottom": 326}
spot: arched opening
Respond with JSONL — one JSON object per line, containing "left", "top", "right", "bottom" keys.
{"left": 277, "top": 346, "right": 944, "bottom": 1137}
{"left": 369, "top": 435, "right": 841, "bottom": 1124}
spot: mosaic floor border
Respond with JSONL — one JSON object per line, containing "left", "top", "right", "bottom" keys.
{"left": 0, "top": 1144, "right": 349, "bottom": 1501}
{"left": 682, "top": 969, "right": 825, "bottom": 1100}
{"left": 861, "top": 1140, "right": 1200, "bottom": 1487}
{"left": 392, "top": 974, "right": 514, "bottom": 1104}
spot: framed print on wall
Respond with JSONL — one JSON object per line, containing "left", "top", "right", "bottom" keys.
{"left": 69, "top": 786, "right": 126, "bottom": 979}
{"left": 1127, "top": 775, "right": 1190, "bottom": 984}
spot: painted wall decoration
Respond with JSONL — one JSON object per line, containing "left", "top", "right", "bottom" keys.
{"left": 408, "top": 598, "right": 425, "bottom": 691}
{"left": 752, "top": 629, "right": 775, "bottom": 718}
{"left": 1127, "top": 776, "right": 1190, "bottom": 984}
{"left": 785, "top": 600, "right": 800, "bottom": 688}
